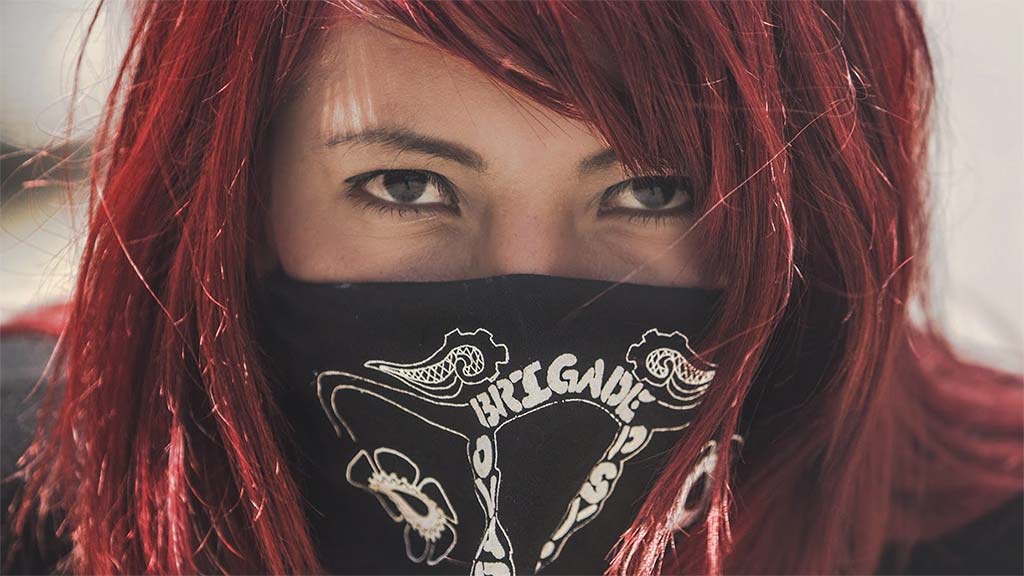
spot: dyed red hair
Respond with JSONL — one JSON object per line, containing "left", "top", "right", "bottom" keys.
{"left": 7, "top": 1, "right": 1022, "bottom": 574}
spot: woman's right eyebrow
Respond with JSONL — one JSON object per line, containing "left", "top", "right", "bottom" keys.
{"left": 323, "top": 123, "right": 622, "bottom": 177}
{"left": 324, "top": 124, "right": 488, "bottom": 173}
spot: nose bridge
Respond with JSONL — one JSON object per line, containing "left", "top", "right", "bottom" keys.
{"left": 476, "top": 200, "right": 577, "bottom": 277}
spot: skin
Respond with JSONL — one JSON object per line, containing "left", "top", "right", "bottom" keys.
{"left": 267, "top": 20, "right": 709, "bottom": 287}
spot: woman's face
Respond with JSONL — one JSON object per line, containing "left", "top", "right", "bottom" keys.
{"left": 268, "top": 21, "right": 708, "bottom": 286}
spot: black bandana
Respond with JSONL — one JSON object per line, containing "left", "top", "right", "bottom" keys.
{"left": 256, "top": 270, "right": 734, "bottom": 575}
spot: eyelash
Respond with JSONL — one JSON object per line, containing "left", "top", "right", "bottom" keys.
{"left": 597, "top": 175, "right": 694, "bottom": 226}
{"left": 343, "top": 169, "right": 459, "bottom": 217}
{"left": 619, "top": 211, "right": 681, "bottom": 226}
{"left": 342, "top": 169, "right": 693, "bottom": 224}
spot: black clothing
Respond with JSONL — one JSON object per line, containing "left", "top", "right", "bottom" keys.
{"left": 1, "top": 334, "right": 70, "bottom": 575}
{"left": 256, "top": 271, "right": 730, "bottom": 574}
{"left": 2, "top": 333, "right": 1021, "bottom": 575}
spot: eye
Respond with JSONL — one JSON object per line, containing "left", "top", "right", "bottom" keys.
{"left": 600, "top": 175, "right": 694, "bottom": 215}
{"left": 344, "top": 169, "right": 458, "bottom": 215}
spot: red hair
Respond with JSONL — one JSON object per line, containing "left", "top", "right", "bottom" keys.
{"left": 7, "top": 1, "right": 1022, "bottom": 574}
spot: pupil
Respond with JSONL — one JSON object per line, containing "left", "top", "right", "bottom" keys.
{"left": 382, "top": 170, "right": 428, "bottom": 203}
{"left": 631, "top": 177, "right": 677, "bottom": 209}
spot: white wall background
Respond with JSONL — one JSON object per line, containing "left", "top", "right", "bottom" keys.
{"left": 920, "top": 1, "right": 1023, "bottom": 371}
{"left": 1, "top": 0, "right": 1021, "bottom": 371}
{"left": 1, "top": 0, "right": 125, "bottom": 324}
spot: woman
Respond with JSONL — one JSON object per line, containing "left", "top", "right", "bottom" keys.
{"left": 3, "top": 1, "right": 1021, "bottom": 574}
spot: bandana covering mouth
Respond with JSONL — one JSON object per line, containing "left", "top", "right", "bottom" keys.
{"left": 256, "top": 270, "right": 729, "bottom": 575}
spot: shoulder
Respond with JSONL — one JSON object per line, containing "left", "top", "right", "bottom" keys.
{"left": 1, "top": 331, "right": 60, "bottom": 476}
{"left": 1, "top": 330, "right": 69, "bottom": 575}
{"left": 897, "top": 492, "right": 1024, "bottom": 575}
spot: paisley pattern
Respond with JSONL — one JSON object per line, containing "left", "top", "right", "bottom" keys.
{"left": 319, "top": 326, "right": 719, "bottom": 574}
{"left": 365, "top": 328, "right": 509, "bottom": 399}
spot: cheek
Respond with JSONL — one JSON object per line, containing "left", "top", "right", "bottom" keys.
{"left": 270, "top": 188, "right": 710, "bottom": 285}
{"left": 591, "top": 222, "right": 707, "bottom": 287}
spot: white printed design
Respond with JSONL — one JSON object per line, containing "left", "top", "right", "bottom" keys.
{"left": 365, "top": 329, "right": 509, "bottom": 399}
{"left": 347, "top": 447, "right": 459, "bottom": 566}
{"left": 627, "top": 330, "right": 716, "bottom": 402}
{"left": 537, "top": 330, "right": 716, "bottom": 570}
{"left": 667, "top": 434, "right": 745, "bottom": 532}
{"left": 318, "top": 327, "right": 717, "bottom": 575}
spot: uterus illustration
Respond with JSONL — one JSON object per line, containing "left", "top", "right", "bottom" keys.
{"left": 316, "top": 327, "right": 717, "bottom": 575}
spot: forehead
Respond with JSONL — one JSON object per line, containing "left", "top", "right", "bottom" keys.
{"left": 288, "top": 19, "right": 607, "bottom": 161}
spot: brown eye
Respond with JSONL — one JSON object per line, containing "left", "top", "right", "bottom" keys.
{"left": 603, "top": 175, "right": 693, "bottom": 212}
{"left": 354, "top": 169, "right": 450, "bottom": 205}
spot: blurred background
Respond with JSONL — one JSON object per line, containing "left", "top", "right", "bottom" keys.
{"left": 1, "top": 0, "right": 1021, "bottom": 372}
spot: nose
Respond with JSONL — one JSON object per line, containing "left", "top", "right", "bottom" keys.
{"left": 472, "top": 203, "right": 583, "bottom": 278}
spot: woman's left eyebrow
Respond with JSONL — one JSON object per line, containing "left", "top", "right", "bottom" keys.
{"left": 324, "top": 123, "right": 621, "bottom": 177}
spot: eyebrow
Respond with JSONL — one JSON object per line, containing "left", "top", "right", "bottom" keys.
{"left": 324, "top": 125, "right": 621, "bottom": 177}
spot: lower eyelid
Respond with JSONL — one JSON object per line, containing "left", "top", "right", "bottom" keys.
{"left": 348, "top": 186, "right": 455, "bottom": 220}
{"left": 369, "top": 203, "right": 423, "bottom": 218}
{"left": 599, "top": 201, "right": 693, "bottom": 216}
{"left": 623, "top": 212, "right": 687, "bottom": 225}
